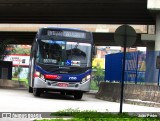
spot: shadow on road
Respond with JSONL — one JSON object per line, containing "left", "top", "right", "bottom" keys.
{"left": 37, "top": 92, "right": 85, "bottom": 101}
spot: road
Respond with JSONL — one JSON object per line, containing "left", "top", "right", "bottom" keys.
{"left": 0, "top": 89, "right": 160, "bottom": 113}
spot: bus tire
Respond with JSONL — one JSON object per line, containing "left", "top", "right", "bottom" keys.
{"left": 33, "top": 88, "right": 41, "bottom": 97}
{"left": 28, "top": 86, "right": 33, "bottom": 93}
{"left": 74, "top": 91, "right": 83, "bottom": 100}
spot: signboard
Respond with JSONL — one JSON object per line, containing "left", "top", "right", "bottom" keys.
{"left": 4, "top": 54, "right": 30, "bottom": 67}
{"left": 114, "top": 25, "right": 137, "bottom": 47}
{"left": 41, "top": 29, "right": 87, "bottom": 39}
{"left": 114, "top": 25, "right": 137, "bottom": 113}
{"left": 48, "top": 30, "right": 86, "bottom": 39}
{"left": 156, "top": 56, "right": 160, "bottom": 69}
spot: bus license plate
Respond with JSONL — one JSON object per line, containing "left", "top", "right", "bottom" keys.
{"left": 57, "top": 83, "right": 69, "bottom": 87}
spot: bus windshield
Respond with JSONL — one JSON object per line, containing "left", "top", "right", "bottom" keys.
{"left": 37, "top": 40, "right": 92, "bottom": 67}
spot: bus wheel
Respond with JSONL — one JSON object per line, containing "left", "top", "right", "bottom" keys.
{"left": 33, "top": 88, "right": 41, "bottom": 97}
{"left": 74, "top": 91, "right": 83, "bottom": 100}
{"left": 28, "top": 86, "right": 33, "bottom": 93}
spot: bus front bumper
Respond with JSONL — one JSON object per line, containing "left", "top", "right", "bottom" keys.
{"left": 33, "top": 77, "right": 90, "bottom": 92}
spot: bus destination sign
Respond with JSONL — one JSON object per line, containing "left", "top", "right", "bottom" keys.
{"left": 46, "top": 30, "right": 86, "bottom": 39}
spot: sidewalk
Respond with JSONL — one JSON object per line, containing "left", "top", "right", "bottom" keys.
{"left": 125, "top": 99, "right": 160, "bottom": 108}
{"left": 86, "top": 90, "right": 98, "bottom": 95}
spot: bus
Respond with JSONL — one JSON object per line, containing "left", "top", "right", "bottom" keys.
{"left": 28, "top": 27, "right": 96, "bottom": 99}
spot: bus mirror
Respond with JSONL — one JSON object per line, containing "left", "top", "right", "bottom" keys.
{"left": 93, "top": 46, "right": 97, "bottom": 56}
{"left": 33, "top": 51, "right": 37, "bottom": 58}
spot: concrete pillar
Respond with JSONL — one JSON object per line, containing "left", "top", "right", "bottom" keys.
{"left": 146, "top": 42, "right": 155, "bottom": 51}
{"left": 145, "top": 13, "right": 160, "bottom": 85}
{"left": 146, "top": 1, "right": 160, "bottom": 85}
{"left": 155, "top": 12, "right": 160, "bottom": 51}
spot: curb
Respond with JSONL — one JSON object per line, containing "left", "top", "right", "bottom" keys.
{"left": 86, "top": 90, "right": 98, "bottom": 95}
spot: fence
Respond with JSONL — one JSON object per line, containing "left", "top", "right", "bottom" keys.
{"left": 105, "top": 51, "right": 160, "bottom": 85}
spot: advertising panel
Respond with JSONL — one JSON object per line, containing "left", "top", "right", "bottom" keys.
{"left": 4, "top": 54, "right": 30, "bottom": 67}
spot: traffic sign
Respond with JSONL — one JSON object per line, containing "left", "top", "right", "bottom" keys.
{"left": 114, "top": 25, "right": 137, "bottom": 47}
{"left": 66, "top": 60, "right": 71, "bottom": 66}
{"left": 114, "top": 24, "right": 137, "bottom": 114}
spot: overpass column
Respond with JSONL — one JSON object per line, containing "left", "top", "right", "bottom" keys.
{"left": 155, "top": 12, "right": 160, "bottom": 51}
{"left": 146, "top": 42, "right": 155, "bottom": 51}
{"left": 146, "top": 1, "right": 160, "bottom": 85}
{"left": 145, "top": 13, "right": 160, "bottom": 84}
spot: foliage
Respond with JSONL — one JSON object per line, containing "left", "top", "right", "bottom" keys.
{"left": 92, "top": 66, "right": 104, "bottom": 78}
{"left": 37, "top": 118, "right": 160, "bottom": 121}
{"left": 10, "top": 46, "right": 30, "bottom": 54}
{"left": 0, "top": 40, "right": 12, "bottom": 60}
{"left": 52, "top": 108, "right": 81, "bottom": 117}
{"left": 38, "top": 109, "right": 160, "bottom": 121}
{"left": 13, "top": 66, "right": 23, "bottom": 77}
{"left": 12, "top": 78, "right": 28, "bottom": 86}
{"left": 51, "top": 109, "right": 133, "bottom": 118}
{"left": 90, "top": 80, "right": 99, "bottom": 90}
{"left": 92, "top": 66, "right": 104, "bottom": 87}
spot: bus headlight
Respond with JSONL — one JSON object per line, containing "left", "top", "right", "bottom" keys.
{"left": 86, "top": 75, "right": 91, "bottom": 80}
{"left": 34, "top": 71, "right": 41, "bottom": 78}
{"left": 34, "top": 71, "right": 45, "bottom": 80}
{"left": 81, "top": 75, "right": 91, "bottom": 84}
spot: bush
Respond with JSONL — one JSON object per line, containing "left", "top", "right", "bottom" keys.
{"left": 39, "top": 109, "right": 160, "bottom": 121}
{"left": 92, "top": 66, "right": 104, "bottom": 87}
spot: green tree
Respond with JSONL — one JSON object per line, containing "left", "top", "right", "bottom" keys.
{"left": 11, "top": 46, "right": 30, "bottom": 54}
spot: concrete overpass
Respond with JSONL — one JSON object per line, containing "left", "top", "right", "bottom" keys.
{"left": 0, "top": 24, "right": 147, "bottom": 46}
{"left": 0, "top": 0, "right": 155, "bottom": 24}
{"left": 0, "top": 31, "right": 144, "bottom": 46}
{"left": 0, "top": 0, "right": 157, "bottom": 47}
